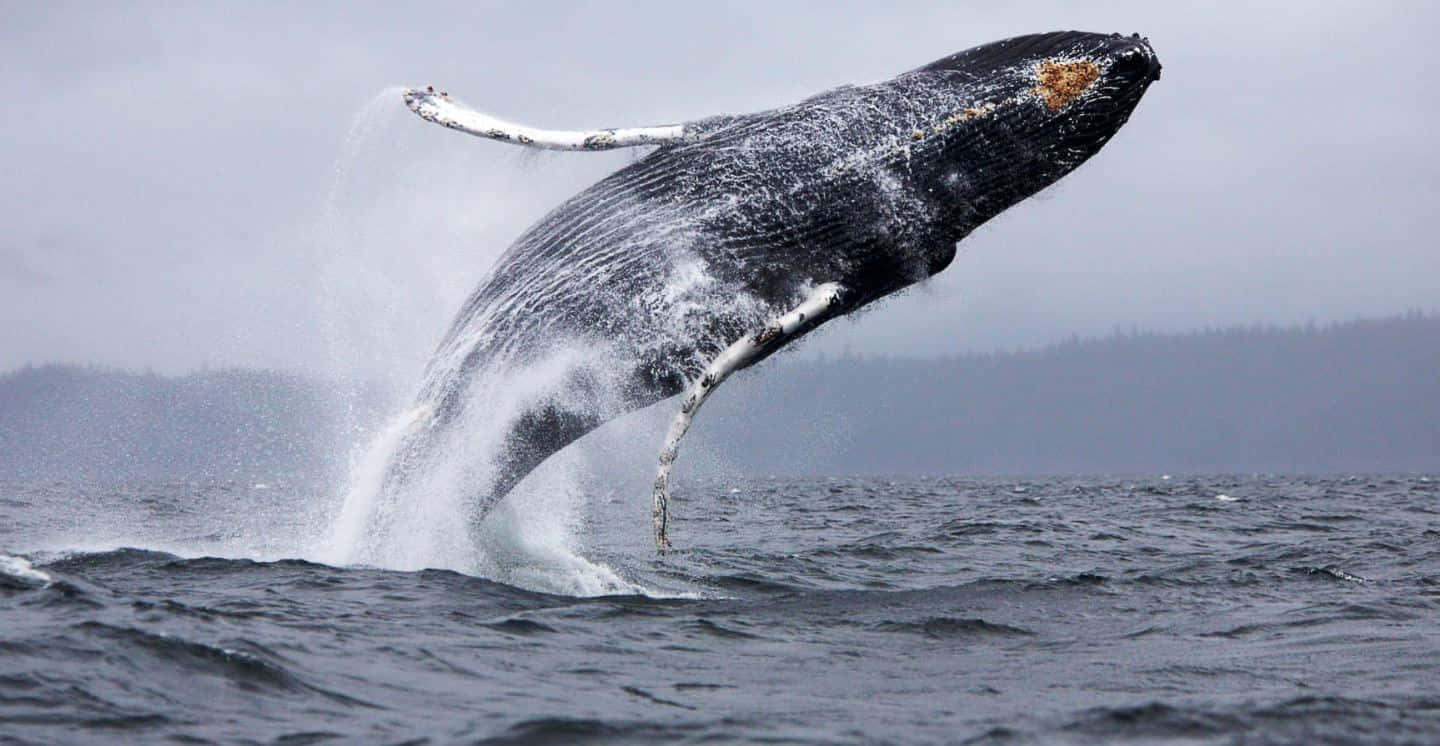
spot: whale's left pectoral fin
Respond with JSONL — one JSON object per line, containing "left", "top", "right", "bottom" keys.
{"left": 403, "top": 87, "right": 691, "bottom": 151}
{"left": 651, "top": 283, "right": 849, "bottom": 550}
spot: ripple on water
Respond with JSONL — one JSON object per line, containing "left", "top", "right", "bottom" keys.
{"left": 1, "top": 475, "right": 1436, "bottom": 744}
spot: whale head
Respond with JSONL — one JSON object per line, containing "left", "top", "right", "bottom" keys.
{"left": 907, "top": 31, "right": 1162, "bottom": 242}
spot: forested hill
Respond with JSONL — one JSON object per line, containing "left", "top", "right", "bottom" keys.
{"left": 700, "top": 312, "right": 1439, "bottom": 475}
{"left": 2, "top": 313, "right": 1436, "bottom": 482}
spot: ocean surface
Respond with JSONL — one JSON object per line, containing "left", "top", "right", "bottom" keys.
{"left": 2, "top": 474, "right": 1438, "bottom": 744}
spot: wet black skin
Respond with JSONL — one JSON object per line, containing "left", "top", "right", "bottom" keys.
{"left": 391, "top": 31, "right": 1162, "bottom": 515}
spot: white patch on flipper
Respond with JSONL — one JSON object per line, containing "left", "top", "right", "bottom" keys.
{"left": 651, "top": 282, "right": 846, "bottom": 549}
{"left": 402, "top": 87, "right": 690, "bottom": 151}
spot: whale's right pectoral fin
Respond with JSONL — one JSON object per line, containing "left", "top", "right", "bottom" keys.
{"left": 651, "top": 283, "right": 849, "bottom": 551}
{"left": 403, "top": 87, "right": 692, "bottom": 151}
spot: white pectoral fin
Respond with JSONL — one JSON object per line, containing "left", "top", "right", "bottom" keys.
{"left": 652, "top": 283, "right": 848, "bottom": 550}
{"left": 402, "top": 87, "right": 690, "bottom": 151}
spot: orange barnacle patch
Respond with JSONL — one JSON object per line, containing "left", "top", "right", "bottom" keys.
{"left": 1034, "top": 60, "right": 1100, "bottom": 112}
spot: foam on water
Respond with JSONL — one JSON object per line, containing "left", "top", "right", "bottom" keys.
{"left": 477, "top": 454, "right": 655, "bottom": 597}
{"left": 0, "top": 554, "right": 51, "bottom": 587}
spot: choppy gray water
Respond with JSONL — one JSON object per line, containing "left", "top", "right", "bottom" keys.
{"left": 2, "top": 474, "right": 1438, "bottom": 744}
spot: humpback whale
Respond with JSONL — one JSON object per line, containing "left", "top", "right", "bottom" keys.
{"left": 394, "top": 31, "right": 1161, "bottom": 549}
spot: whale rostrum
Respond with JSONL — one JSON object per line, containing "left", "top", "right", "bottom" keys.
{"left": 396, "top": 32, "right": 1161, "bottom": 550}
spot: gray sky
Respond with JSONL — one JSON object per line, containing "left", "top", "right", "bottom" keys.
{"left": 3, "top": 1, "right": 1436, "bottom": 387}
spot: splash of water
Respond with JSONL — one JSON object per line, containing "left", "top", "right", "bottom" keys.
{"left": 311, "top": 85, "right": 414, "bottom": 431}
{"left": 305, "top": 88, "right": 657, "bottom": 596}
{"left": 318, "top": 403, "right": 435, "bottom": 567}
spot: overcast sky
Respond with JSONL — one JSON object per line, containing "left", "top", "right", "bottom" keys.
{"left": 3, "top": 2, "right": 1436, "bottom": 388}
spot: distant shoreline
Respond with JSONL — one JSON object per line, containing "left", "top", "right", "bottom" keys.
{"left": 3, "top": 312, "right": 1436, "bottom": 481}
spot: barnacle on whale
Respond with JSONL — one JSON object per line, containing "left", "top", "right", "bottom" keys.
{"left": 1034, "top": 60, "right": 1100, "bottom": 111}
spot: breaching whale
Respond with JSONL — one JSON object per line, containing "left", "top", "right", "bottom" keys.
{"left": 395, "top": 31, "right": 1161, "bottom": 549}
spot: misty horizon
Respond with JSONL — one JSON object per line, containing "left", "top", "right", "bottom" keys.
{"left": 5, "top": 311, "right": 1435, "bottom": 482}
